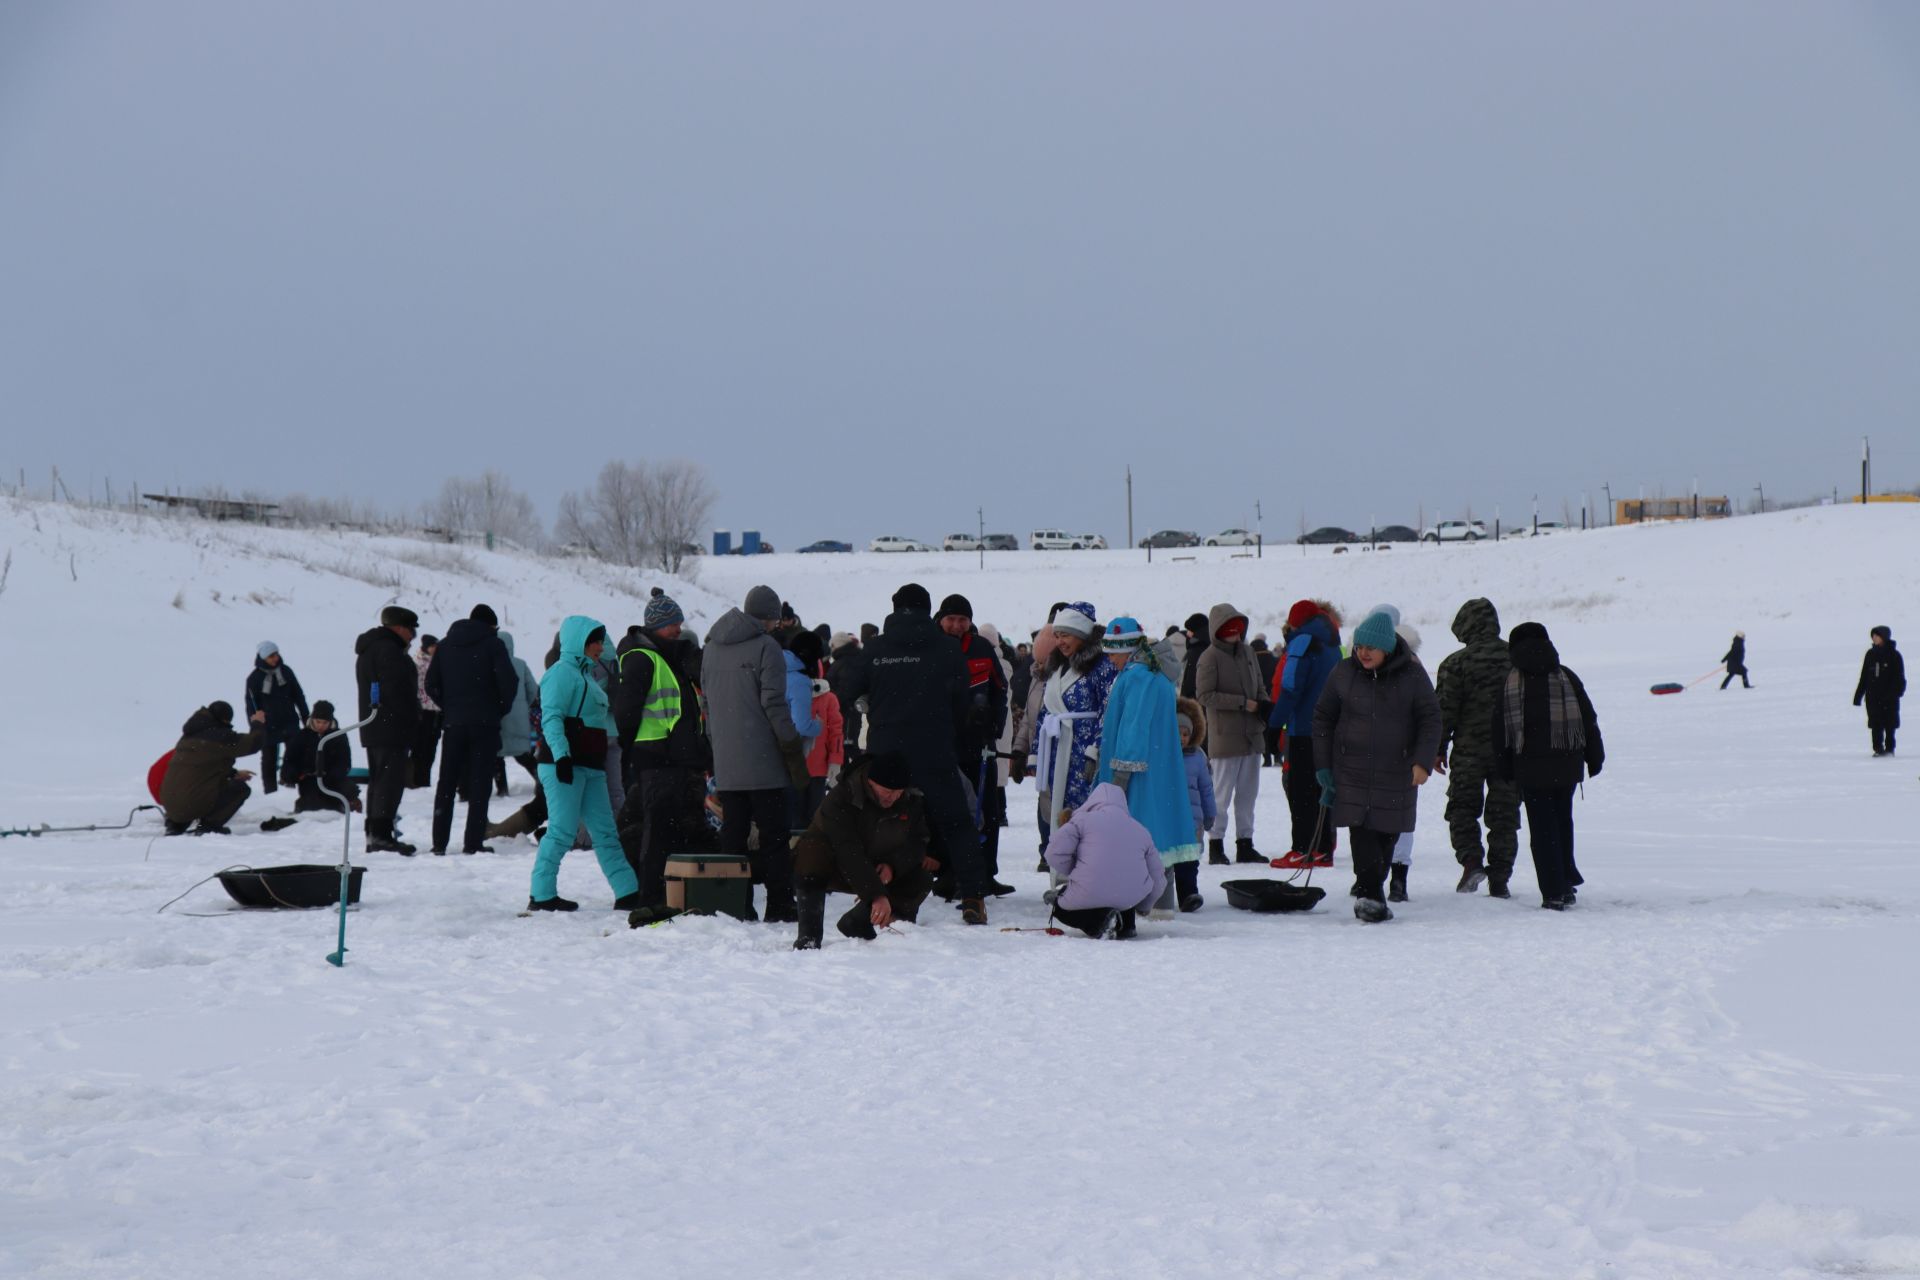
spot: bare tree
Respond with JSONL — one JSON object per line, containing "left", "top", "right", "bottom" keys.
{"left": 640, "top": 460, "right": 715, "bottom": 574}
{"left": 555, "top": 461, "right": 650, "bottom": 566}
{"left": 429, "top": 471, "right": 543, "bottom": 548}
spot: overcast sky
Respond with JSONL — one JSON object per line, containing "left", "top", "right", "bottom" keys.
{"left": 4, "top": 2, "right": 1917, "bottom": 545}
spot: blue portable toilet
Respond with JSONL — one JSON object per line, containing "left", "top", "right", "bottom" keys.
{"left": 713, "top": 529, "right": 732, "bottom": 556}
{"left": 741, "top": 530, "right": 762, "bottom": 555}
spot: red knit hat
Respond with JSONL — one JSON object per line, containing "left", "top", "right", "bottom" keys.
{"left": 1286, "top": 600, "right": 1320, "bottom": 629}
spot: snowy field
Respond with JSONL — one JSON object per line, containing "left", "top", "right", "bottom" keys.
{"left": 2, "top": 496, "right": 1917, "bottom": 1278}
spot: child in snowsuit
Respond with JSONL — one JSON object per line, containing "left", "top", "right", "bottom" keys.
{"left": 1721, "top": 632, "right": 1751, "bottom": 689}
{"left": 283, "top": 700, "right": 362, "bottom": 813}
{"left": 1492, "top": 623, "right": 1605, "bottom": 909}
{"left": 1043, "top": 782, "right": 1167, "bottom": 938}
{"left": 1855, "top": 626, "right": 1905, "bottom": 757}
{"left": 1179, "top": 696, "right": 1216, "bottom": 907}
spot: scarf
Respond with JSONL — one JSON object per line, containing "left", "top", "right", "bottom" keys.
{"left": 1503, "top": 668, "right": 1585, "bottom": 755}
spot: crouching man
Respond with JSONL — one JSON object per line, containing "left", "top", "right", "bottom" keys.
{"left": 792, "top": 753, "right": 938, "bottom": 950}
{"left": 161, "top": 701, "right": 261, "bottom": 836}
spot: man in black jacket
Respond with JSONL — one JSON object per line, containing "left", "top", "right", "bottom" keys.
{"left": 936, "top": 593, "right": 1012, "bottom": 894}
{"left": 355, "top": 605, "right": 422, "bottom": 854}
{"left": 827, "top": 631, "right": 867, "bottom": 758}
{"left": 614, "top": 591, "right": 713, "bottom": 904}
{"left": 245, "top": 641, "right": 308, "bottom": 793}
{"left": 843, "top": 583, "right": 990, "bottom": 924}
{"left": 425, "top": 603, "right": 518, "bottom": 854}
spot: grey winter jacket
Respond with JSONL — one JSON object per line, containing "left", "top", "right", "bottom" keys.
{"left": 700, "top": 607, "right": 801, "bottom": 791}
{"left": 1194, "top": 603, "right": 1265, "bottom": 760}
{"left": 1312, "top": 647, "right": 1442, "bottom": 834}
{"left": 496, "top": 631, "right": 539, "bottom": 759}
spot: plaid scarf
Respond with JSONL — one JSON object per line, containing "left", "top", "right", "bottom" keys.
{"left": 1503, "top": 668, "right": 1585, "bottom": 754}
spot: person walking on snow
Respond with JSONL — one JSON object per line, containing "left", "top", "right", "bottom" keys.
{"left": 1196, "top": 602, "right": 1268, "bottom": 863}
{"left": 1435, "top": 598, "right": 1521, "bottom": 897}
{"left": 527, "top": 616, "right": 643, "bottom": 912}
{"left": 1271, "top": 600, "right": 1342, "bottom": 869}
{"left": 1493, "top": 622, "right": 1604, "bottom": 909}
{"left": 1855, "top": 626, "right": 1905, "bottom": 757}
{"left": 1721, "top": 632, "right": 1751, "bottom": 689}
{"left": 244, "top": 641, "right": 308, "bottom": 794}
{"left": 1097, "top": 617, "right": 1203, "bottom": 913}
{"left": 425, "top": 604, "right": 518, "bottom": 855}
{"left": 1312, "top": 611, "right": 1442, "bottom": 923}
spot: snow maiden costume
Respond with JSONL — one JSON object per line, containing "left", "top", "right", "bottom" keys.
{"left": 1033, "top": 602, "right": 1117, "bottom": 835}
{"left": 1097, "top": 616, "right": 1203, "bottom": 914}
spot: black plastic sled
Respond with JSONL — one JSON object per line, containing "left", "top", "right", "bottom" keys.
{"left": 1222, "top": 878, "right": 1326, "bottom": 914}
{"left": 218, "top": 864, "right": 365, "bottom": 909}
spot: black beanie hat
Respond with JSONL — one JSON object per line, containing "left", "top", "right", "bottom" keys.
{"left": 1872, "top": 625, "right": 1893, "bottom": 642}
{"left": 936, "top": 593, "right": 973, "bottom": 622}
{"left": 788, "top": 628, "right": 823, "bottom": 668}
{"left": 207, "top": 700, "right": 234, "bottom": 724}
{"left": 470, "top": 603, "right": 498, "bottom": 627}
{"left": 865, "top": 753, "right": 913, "bottom": 790}
{"left": 1185, "top": 612, "right": 1209, "bottom": 635}
{"left": 312, "top": 699, "right": 336, "bottom": 721}
{"left": 892, "top": 583, "right": 933, "bottom": 615}
{"left": 860, "top": 622, "right": 880, "bottom": 642}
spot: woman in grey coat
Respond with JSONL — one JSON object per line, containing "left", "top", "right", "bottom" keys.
{"left": 1311, "top": 610, "right": 1442, "bottom": 922}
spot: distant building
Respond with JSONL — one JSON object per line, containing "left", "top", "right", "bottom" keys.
{"left": 1615, "top": 496, "right": 1731, "bottom": 524}
{"left": 143, "top": 493, "right": 279, "bottom": 523}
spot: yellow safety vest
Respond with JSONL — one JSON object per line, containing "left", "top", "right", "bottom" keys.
{"left": 620, "top": 646, "right": 682, "bottom": 743}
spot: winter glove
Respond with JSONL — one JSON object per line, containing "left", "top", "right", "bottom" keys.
{"left": 782, "top": 741, "right": 811, "bottom": 791}
{"left": 1854, "top": 694, "right": 1864, "bottom": 707}
{"left": 554, "top": 757, "right": 574, "bottom": 786}
{"left": 1008, "top": 751, "right": 1028, "bottom": 783}
{"left": 1315, "top": 767, "right": 1336, "bottom": 808}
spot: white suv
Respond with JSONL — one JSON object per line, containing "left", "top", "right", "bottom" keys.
{"left": 1422, "top": 520, "right": 1488, "bottom": 544}
{"left": 1077, "top": 532, "right": 1109, "bottom": 550}
{"left": 1031, "top": 529, "right": 1084, "bottom": 550}
{"left": 942, "top": 533, "right": 984, "bottom": 552}
{"left": 868, "top": 534, "right": 932, "bottom": 553}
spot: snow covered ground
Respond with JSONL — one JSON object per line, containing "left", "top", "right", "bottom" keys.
{"left": 3, "top": 496, "right": 1917, "bottom": 1278}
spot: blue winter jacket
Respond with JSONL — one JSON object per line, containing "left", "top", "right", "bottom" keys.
{"left": 1271, "top": 615, "right": 1339, "bottom": 740}
{"left": 1184, "top": 746, "right": 1216, "bottom": 834}
{"left": 1097, "top": 661, "right": 1198, "bottom": 863}
{"left": 538, "top": 615, "right": 615, "bottom": 767}
{"left": 783, "top": 650, "right": 823, "bottom": 745}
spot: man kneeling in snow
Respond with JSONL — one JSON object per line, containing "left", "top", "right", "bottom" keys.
{"left": 791, "top": 753, "right": 937, "bottom": 950}
{"left": 161, "top": 701, "right": 261, "bottom": 836}
{"left": 283, "top": 700, "right": 362, "bottom": 815}
{"left": 1043, "top": 782, "right": 1166, "bottom": 938}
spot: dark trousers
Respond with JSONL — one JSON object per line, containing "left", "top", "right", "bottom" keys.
{"left": 1282, "top": 737, "right": 1335, "bottom": 855}
{"left": 720, "top": 788, "right": 792, "bottom": 917}
{"left": 294, "top": 776, "right": 357, "bottom": 813}
{"left": 433, "top": 723, "right": 500, "bottom": 852}
{"left": 196, "top": 779, "right": 251, "bottom": 831}
{"left": 258, "top": 729, "right": 293, "bottom": 794}
{"left": 620, "top": 766, "right": 709, "bottom": 907}
{"left": 1872, "top": 726, "right": 1898, "bottom": 755}
{"left": 1522, "top": 786, "right": 1578, "bottom": 904}
{"left": 914, "top": 758, "right": 987, "bottom": 899}
{"left": 1444, "top": 759, "right": 1520, "bottom": 872}
{"left": 979, "top": 779, "right": 1005, "bottom": 877}
{"left": 1262, "top": 726, "right": 1283, "bottom": 766}
{"left": 409, "top": 711, "right": 442, "bottom": 788}
{"left": 1052, "top": 904, "right": 1135, "bottom": 938}
{"left": 364, "top": 745, "right": 410, "bottom": 838}
{"left": 1721, "top": 669, "right": 1750, "bottom": 689}
{"left": 1347, "top": 827, "right": 1396, "bottom": 902}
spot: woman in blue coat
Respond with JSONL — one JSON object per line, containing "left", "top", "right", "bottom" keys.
{"left": 1098, "top": 617, "right": 1203, "bottom": 913}
{"left": 528, "top": 616, "right": 642, "bottom": 912}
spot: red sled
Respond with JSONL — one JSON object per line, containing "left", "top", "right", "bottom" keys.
{"left": 1649, "top": 682, "right": 1684, "bottom": 696}
{"left": 147, "top": 751, "right": 173, "bottom": 802}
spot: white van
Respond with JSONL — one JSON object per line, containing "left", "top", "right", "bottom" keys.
{"left": 1031, "top": 529, "right": 1090, "bottom": 550}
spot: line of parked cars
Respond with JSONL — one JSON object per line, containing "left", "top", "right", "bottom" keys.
{"left": 793, "top": 519, "right": 1576, "bottom": 554}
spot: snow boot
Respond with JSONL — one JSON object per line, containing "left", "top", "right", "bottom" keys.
{"left": 837, "top": 901, "right": 877, "bottom": 941}
{"left": 368, "top": 836, "right": 416, "bottom": 856}
{"left": 1208, "top": 839, "right": 1229, "bottom": 866}
{"left": 1455, "top": 859, "right": 1487, "bottom": 894}
{"left": 987, "top": 879, "right": 1018, "bottom": 897}
{"left": 194, "top": 824, "right": 232, "bottom": 836}
{"left": 431, "top": 847, "right": 448, "bottom": 856}
{"left": 1174, "top": 861, "right": 1202, "bottom": 912}
{"left": 1035, "top": 857, "right": 1050, "bottom": 874}
{"left": 1541, "top": 896, "right": 1567, "bottom": 911}
{"left": 486, "top": 806, "right": 536, "bottom": 840}
{"left": 792, "top": 884, "right": 825, "bottom": 949}
{"left": 1487, "top": 870, "right": 1512, "bottom": 899}
{"left": 628, "top": 905, "right": 683, "bottom": 929}
{"left": 526, "top": 895, "right": 579, "bottom": 912}
{"left": 1388, "top": 864, "right": 1408, "bottom": 903}
{"left": 1234, "top": 838, "right": 1266, "bottom": 864}
{"left": 463, "top": 844, "right": 493, "bottom": 855}
{"left": 1561, "top": 886, "right": 1578, "bottom": 905}
{"left": 1080, "top": 908, "right": 1121, "bottom": 939}
{"left": 959, "top": 897, "right": 989, "bottom": 926}
{"left": 612, "top": 891, "right": 646, "bottom": 911}
{"left": 1353, "top": 898, "right": 1393, "bottom": 923}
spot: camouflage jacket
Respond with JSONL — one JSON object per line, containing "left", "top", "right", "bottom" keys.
{"left": 1435, "top": 598, "right": 1508, "bottom": 762}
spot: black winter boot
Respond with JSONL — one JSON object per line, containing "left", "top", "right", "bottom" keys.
{"left": 612, "top": 891, "right": 646, "bottom": 910}
{"left": 1234, "top": 838, "right": 1265, "bottom": 864}
{"left": 1455, "top": 859, "right": 1486, "bottom": 894}
{"left": 794, "top": 882, "right": 826, "bottom": 950}
{"left": 1388, "top": 864, "right": 1408, "bottom": 903}
{"left": 1486, "top": 871, "right": 1511, "bottom": 899}
{"left": 837, "top": 900, "right": 877, "bottom": 941}
{"left": 1354, "top": 898, "right": 1393, "bottom": 923}
{"left": 526, "top": 895, "right": 579, "bottom": 912}
{"left": 1174, "top": 861, "right": 1203, "bottom": 912}
{"left": 1208, "top": 839, "right": 1229, "bottom": 866}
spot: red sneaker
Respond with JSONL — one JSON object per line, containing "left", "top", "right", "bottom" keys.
{"left": 1308, "top": 851, "right": 1334, "bottom": 868}
{"left": 1270, "top": 851, "right": 1311, "bottom": 869}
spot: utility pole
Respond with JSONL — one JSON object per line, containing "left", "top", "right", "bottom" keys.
{"left": 1125, "top": 466, "right": 1134, "bottom": 551}
{"left": 1531, "top": 493, "right": 1539, "bottom": 537}
{"left": 977, "top": 505, "right": 985, "bottom": 571}
{"left": 1602, "top": 481, "right": 1612, "bottom": 526}
{"left": 1255, "top": 499, "right": 1263, "bottom": 559}
{"left": 1863, "top": 436, "right": 1871, "bottom": 504}
{"left": 1754, "top": 482, "right": 1765, "bottom": 514}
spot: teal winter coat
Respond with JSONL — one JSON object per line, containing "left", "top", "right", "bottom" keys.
{"left": 1097, "top": 661, "right": 1199, "bottom": 864}
{"left": 539, "top": 615, "right": 616, "bottom": 767}
{"left": 498, "top": 631, "right": 540, "bottom": 758}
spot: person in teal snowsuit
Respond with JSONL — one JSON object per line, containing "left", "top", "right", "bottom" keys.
{"left": 528, "top": 615, "right": 641, "bottom": 911}
{"left": 1097, "top": 617, "right": 1204, "bottom": 913}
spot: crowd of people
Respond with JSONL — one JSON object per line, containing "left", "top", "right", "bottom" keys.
{"left": 152, "top": 571, "right": 1912, "bottom": 943}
